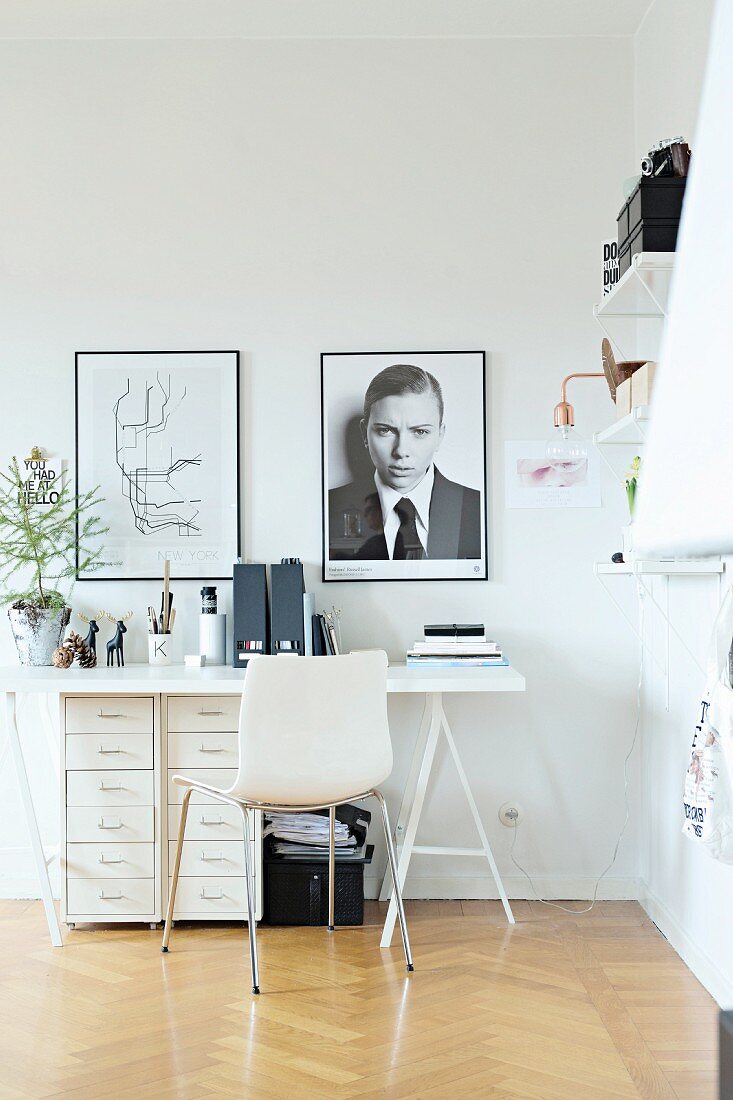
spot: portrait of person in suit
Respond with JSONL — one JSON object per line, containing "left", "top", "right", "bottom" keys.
{"left": 326, "top": 362, "right": 483, "bottom": 568}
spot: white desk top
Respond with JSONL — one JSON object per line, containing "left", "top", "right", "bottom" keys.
{"left": 0, "top": 662, "right": 525, "bottom": 695}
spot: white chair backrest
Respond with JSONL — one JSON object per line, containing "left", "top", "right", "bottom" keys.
{"left": 227, "top": 650, "right": 392, "bottom": 806}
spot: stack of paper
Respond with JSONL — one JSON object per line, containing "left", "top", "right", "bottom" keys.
{"left": 264, "top": 812, "right": 364, "bottom": 858}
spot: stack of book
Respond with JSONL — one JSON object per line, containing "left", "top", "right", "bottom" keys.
{"left": 406, "top": 624, "right": 507, "bottom": 668}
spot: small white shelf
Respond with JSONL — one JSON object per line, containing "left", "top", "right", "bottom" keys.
{"left": 594, "top": 406, "right": 650, "bottom": 446}
{"left": 594, "top": 252, "right": 675, "bottom": 321}
{"left": 595, "top": 560, "right": 725, "bottom": 576}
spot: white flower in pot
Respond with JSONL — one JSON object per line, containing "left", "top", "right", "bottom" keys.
{"left": 0, "top": 455, "right": 109, "bottom": 665}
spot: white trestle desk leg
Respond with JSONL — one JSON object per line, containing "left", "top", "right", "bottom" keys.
{"left": 41, "top": 695, "right": 61, "bottom": 783}
{"left": 4, "top": 692, "right": 63, "bottom": 947}
{"left": 381, "top": 692, "right": 442, "bottom": 948}
{"left": 441, "top": 708, "right": 515, "bottom": 925}
{"left": 378, "top": 692, "right": 433, "bottom": 902}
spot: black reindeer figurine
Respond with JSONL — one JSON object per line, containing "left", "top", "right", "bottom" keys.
{"left": 106, "top": 611, "right": 133, "bottom": 667}
{"left": 78, "top": 610, "right": 103, "bottom": 658}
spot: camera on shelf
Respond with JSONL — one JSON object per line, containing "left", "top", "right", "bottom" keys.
{"left": 641, "top": 136, "right": 691, "bottom": 178}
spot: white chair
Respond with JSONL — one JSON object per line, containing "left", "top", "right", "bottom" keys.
{"left": 161, "top": 650, "right": 413, "bottom": 992}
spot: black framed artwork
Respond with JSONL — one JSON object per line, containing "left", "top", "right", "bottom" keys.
{"left": 76, "top": 350, "right": 240, "bottom": 580}
{"left": 321, "top": 351, "right": 488, "bottom": 582}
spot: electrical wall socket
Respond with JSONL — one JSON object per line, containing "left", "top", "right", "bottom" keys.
{"left": 498, "top": 802, "right": 522, "bottom": 827}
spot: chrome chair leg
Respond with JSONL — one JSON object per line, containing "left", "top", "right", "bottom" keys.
{"left": 162, "top": 786, "right": 191, "bottom": 952}
{"left": 240, "top": 806, "right": 261, "bottom": 994}
{"left": 328, "top": 805, "right": 336, "bottom": 931}
{"left": 374, "top": 789, "right": 414, "bottom": 972}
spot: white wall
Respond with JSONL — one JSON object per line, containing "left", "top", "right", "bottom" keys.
{"left": 634, "top": 0, "right": 714, "bottom": 164}
{"left": 0, "top": 35, "right": 640, "bottom": 901}
{"left": 631, "top": 0, "right": 731, "bottom": 1005}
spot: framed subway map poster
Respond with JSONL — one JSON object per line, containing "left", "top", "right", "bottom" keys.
{"left": 75, "top": 350, "right": 240, "bottom": 580}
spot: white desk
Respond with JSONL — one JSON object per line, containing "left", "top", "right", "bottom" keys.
{"left": 0, "top": 662, "right": 526, "bottom": 947}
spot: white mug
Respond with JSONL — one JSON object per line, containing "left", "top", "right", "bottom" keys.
{"left": 148, "top": 633, "right": 173, "bottom": 666}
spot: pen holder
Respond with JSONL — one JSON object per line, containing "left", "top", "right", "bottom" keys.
{"left": 148, "top": 633, "right": 176, "bottom": 666}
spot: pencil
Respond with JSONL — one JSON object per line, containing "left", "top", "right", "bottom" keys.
{"left": 163, "top": 559, "right": 170, "bottom": 633}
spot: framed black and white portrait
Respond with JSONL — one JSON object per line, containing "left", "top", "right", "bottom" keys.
{"left": 321, "top": 351, "right": 488, "bottom": 582}
{"left": 76, "top": 350, "right": 240, "bottom": 580}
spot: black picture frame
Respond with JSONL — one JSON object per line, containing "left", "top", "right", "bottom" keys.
{"left": 321, "top": 350, "right": 488, "bottom": 582}
{"left": 75, "top": 349, "right": 241, "bottom": 581}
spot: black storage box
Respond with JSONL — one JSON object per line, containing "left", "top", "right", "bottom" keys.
{"left": 616, "top": 176, "right": 687, "bottom": 275}
{"left": 264, "top": 845, "right": 374, "bottom": 926}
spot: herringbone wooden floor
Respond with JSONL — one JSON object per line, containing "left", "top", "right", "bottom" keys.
{"left": 0, "top": 899, "right": 718, "bottom": 1099}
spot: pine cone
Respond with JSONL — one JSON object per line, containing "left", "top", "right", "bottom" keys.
{"left": 63, "top": 631, "right": 85, "bottom": 655}
{"left": 52, "top": 646, "right": 73, "bottom": 669}
{"left": 76, "top": 643, "right": 97, "bottom": 669}
{"left": 61, "top": 631, "right": 97, "bottom": 668}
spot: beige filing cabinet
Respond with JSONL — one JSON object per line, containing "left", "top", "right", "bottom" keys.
{"left": 60, "top": 692, "right": 262, "bottom": 928}
{"left": 165, "top": 695, "right": 262, "bottom": 922}
{"left": 61, "top": 695, "right": 162, "bottom": 926}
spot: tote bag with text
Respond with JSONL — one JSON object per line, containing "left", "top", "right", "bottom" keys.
{"left": 682, "top": 586, "right": 733, "bottom": 861}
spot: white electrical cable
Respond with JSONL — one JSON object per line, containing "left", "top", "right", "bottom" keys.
{"left": 509, "top": 577, "right": 645, "bottom": 916}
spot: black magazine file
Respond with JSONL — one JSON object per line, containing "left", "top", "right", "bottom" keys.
{"left": 232, "top": 563, "right": 269, "bottom": 668}
{"left": 270, "top": 561, "right": 306, "bottom": 655}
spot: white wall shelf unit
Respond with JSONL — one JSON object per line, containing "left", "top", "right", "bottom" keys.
{"left": 595, "top": 560, "right": 725, "bottom": 576}
{"left": 594, "top": 561, "right": 725, "bottom": 705}
{"left": 594, "top": 406, "right": 649, "bottom": 447}
{"left": 593, "top": 251, "right": 675, "bottom": 361}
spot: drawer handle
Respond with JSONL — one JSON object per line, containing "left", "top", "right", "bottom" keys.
{"left": 198, "top": 744, "right": 224, "bottom": 753}
{"left": 98, "top": 853, "right": 124, "bottom": 864}
{"left": 98, "top": 782, "right": 123, "bottom": 792}
{"left": 98, "top": 745, "right": 123, "bottom": 755}
{"left": 98, "top": 710, "right": 126, "bottom": 719}
{"left": 200, "top": 850, "right": 225, "bottom": 861}
{"left": 98, "top": 817, "right": 123, "bottom": 830}
{"left": 200, "top": 888, "right": 223, "bottom": 900}
{"left": 200, "top": 815, "right": 224, "bottom": 826}
{"left": 98, "top": 891, "right": 124, "bottom": 900}
{"left": 198, "top": 709, "right": 224, "bottom": 717}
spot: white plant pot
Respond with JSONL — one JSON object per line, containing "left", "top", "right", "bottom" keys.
{"left": 8, "top": 605, "right": 71, "bottom": 666}
{"left": 622, "top": 523, "right": 636, "bottom": 561}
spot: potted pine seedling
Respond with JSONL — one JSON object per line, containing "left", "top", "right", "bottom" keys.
{"left": 0, "top": 455, "right": 108, "bottom": 665}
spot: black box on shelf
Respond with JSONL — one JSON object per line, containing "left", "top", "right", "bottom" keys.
{"left": 616, "top": 176, "right": 687, "bottom": 276}
{"left": 263, "top": 845, "right": 374, "bottom": 926}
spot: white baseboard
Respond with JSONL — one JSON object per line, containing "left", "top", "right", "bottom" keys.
{"left": 0, "top": 872, "right": 640, "bottom": 903}
{"left": 639, "top": 880, "right": 733, "bottom": 1008}
{"left": 0, "top": 877, "right": 61, "bottom": 899}
{"left": 363, "top": 873, "right": 640, "bottom": 901}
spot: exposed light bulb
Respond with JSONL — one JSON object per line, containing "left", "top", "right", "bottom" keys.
{"left": 545, "top": 426, "right": 588, "bottom": 463}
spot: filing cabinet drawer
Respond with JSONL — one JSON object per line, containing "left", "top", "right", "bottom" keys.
{"left": 65, "top": 697, "right": 153, "bottom": 735}
{"left": 168, "top": 732, "right": 239, "bottom": 770}
{"left": 168, "top": 876, "right": 252, "bottom": 917}
{"left": 67, "top": 878, "right": 155, "bottom": 917}
{"left": 66, "top": 806, "right": 154, "bottom": 844}
{"left": 167, "top": 695, "right": 240, "bottom": 733}
{"left": 66, "top": 733, "right": 153, "bottom": 771}
{"left": 167, "top": 769, "right": 237, "bottom": 804}
{"left": 168, "top": 841, "right": 256, "bottom": 877}
{"left": 66, "top": 842, "right": 155, "bottom": 879}
{"left": 66, "top": 770, "right": 154, "bottom": 806}
{"left": 169, "top": 803, "right": 246, "bottom": 841}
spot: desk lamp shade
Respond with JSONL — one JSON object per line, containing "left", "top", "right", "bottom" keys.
{"left": 633, "top": 0, "right": 732, "bottom": 558}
